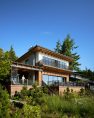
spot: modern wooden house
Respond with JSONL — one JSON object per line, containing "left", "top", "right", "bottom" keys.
{"left": 10, "top": 45, "right": 83, "bottom": 95}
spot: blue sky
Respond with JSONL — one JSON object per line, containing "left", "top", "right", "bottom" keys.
{"left": 0, "top": 0, "right": 94, "bottom": 70}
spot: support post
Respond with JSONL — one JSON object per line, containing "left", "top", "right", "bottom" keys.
{"left": 38, "top": 71, "right": 42, "bottom": 86}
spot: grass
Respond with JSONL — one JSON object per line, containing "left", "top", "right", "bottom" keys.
{"left": 41, "top": 94, "right": 94, "bottom": 118}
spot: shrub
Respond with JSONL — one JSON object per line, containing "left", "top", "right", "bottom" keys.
{"left": 22, "top": 104, "right": 41, "bottom": 118}
{"left": 63, "top": 87, "right": 75, "bottom": 100}
{"left": 79, "top": 88, "right": 85, "bottom": 96}
{"left": 27, "top": 83, "right": 45, "bottom": 106}
{"left": 13, "top": 104, "right": 41, "bottom": 118}
{"left": 0, "top": 85, "right": 10, "bottom": 118}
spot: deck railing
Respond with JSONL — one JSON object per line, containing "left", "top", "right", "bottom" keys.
{"left": 11, "top": 77, "right": 34, "bottom": 85}
{"left": 44, "top": 80, "right": 85, "bottom": 87}
{"left": 41, "top": 58, "right": 71, "bottom": 70}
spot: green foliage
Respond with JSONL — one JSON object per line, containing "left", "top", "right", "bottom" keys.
{"left": 79, "top": 88, "right": 85, "bottom": 96}
{"left": 79, "top": 68, "right": 94, "bottom": 80}
{"left": 55, "top": 35, "right": 80, "bottom": 71}
{"left": 44, "top": 95, "right": 62, "bottom": 113}
{"left": 27, "top": 83, "right": 45, "bottom": 106}
{"left": 9, "top": 46, "right": 17, "bottom": 62}
{"left": 63, "top": 87, "right": 74, "bottom": 100}
{"left": 42, "top": 94, "right": 94, "bottom": 118}
{"left": 20, "top": 86, "right": 28, "bottom": 99}
{"left": 0, "top": 46, "right": 17, "bottom": 81}
{"left": 22, "top": 104, "right": 41, "bottom": 118}
{"left": 12, "top": 108, "right": 22, "bottom": 118}
{"left": 12, "top": 83, "right": 94, "bottom": 118}
{"left": 12, "top": 104, "right": 41, "bottom": 118}
{"left": 0, "top": 85, "right": 10, "bottom": 118}
{"left": 54, "top": 40, "right": 61, "bottom": 53}
{"left": 13, "top": 83, "right": 45, "bottom": 106}
{"left": 0, "top": 49, "right": 10, "bottom": 80}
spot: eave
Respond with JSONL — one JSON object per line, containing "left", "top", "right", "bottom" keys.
{"left": 16, "top": 45, "right": 73, "bottom": 62}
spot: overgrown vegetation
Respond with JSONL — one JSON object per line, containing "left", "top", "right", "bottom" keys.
{"left": 0, "top": 81, "right": 94, "bottom": 118}
{"left": 11, "top": 84, "right": 94, "bottom": 118}
{"left": 0, "top": 84, "right": 41, "bottom": 118}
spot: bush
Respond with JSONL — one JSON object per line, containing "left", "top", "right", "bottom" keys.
{"left": 63, "top": 87, "right": 75, "bottom": 100}
{"left": 12, "top": 104, "right": 41, "bottom": 118}
{"left": 27, "top": 83, "right": 45, "bottom": 106}
{"left": 79, "top": 88, "right": 85, "bottom": 96}
{"left": 0, "top": 85, "right": 10, "bottom": 118}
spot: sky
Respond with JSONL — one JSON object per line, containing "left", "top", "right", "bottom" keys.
{"left": 0, "top": 0, "right": 94, "bottom": 70}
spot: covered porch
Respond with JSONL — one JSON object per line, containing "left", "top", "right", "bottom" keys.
{"left": 10, "top": 62, "right": 42, "bottom": 95}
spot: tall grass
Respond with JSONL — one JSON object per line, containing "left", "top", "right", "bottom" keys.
{"left": 42, "top": 95, "right": 94, "bottom": 118}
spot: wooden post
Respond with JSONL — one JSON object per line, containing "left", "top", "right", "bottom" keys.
{"left": 66, "top": 76, "right": 69, "bottom": 82}
{"left": 38, "top": 71, "right": 42, "bottom": 86}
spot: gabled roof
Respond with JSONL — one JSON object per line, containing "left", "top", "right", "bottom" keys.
{"left": 16, "top": 45, "right": 73, "bottom": 62}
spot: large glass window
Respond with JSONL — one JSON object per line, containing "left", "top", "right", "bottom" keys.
{"left": 43, "top": 74, "right": 64, "bottom": 85}
{"left": 42, "top": 56, "right": 68, "bottom": 69}
{"left": 57, "top": 77, "right": 62, "bottom": 83}
{"left": 43, "top": 75, "right": 49, "bottom": 84}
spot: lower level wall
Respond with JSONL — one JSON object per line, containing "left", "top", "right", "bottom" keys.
{"left": 59, "top": 86, "right": 85, "bottom": 95}
{"left": 10, "top": 85, "right": 33, "bottom": 96}
{"left": 9, "top": 85, "right": 85, "bottom": 96}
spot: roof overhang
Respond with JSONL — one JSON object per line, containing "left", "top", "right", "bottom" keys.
{"left": 16, "top": 45, "right": 73, "bottom": 62}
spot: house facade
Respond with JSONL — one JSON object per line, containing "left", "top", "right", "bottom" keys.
{"left": 10, "top": 45, "right": 83, "bottom": 95}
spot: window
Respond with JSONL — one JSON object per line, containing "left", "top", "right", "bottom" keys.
{"left": 43, "top": 74, "right": 64, "bottom": 85}
{"left": 42, "top": 56, "right": 68, "bottom": 69}
{"left": 25, "top": 59, "right": 29, "bottom": 65}
{"left": 43, "top": 75, "right": 48, "bottom": 84}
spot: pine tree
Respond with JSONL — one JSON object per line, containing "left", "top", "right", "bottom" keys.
{"left": 54, "top": 40, "right": 61, "bottom": 53}
{"left": 55, "top": 35, "right": 80, "bottom": 71}
{"left": 9, "top": 46, "right": 18, "bottom": 62}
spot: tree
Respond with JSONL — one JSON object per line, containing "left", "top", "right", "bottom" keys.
{"left": 9, "top": 46, "right": 18, "bottom": 62}
{"left": 54, "top": 40, "right": 61, "bottom": 53}
{"left": 80, "top": 68, "right": 94, "bottom": 80}
{"left": 55, "top": 35, "right": 80, "bottom": 71}
{"left": 0, "top": 46, "right": 17, "bottom": 81}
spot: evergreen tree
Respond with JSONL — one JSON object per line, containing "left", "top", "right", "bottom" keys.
{"left": 0, "top": 46, "right": 17, "bottom": 81}
{"left": 54, "top": 40, "right": 61, "bottom": 53}
{"left": 80, "top": 68, "right": 94, "bottom": 80}
{"left": 55, "top": 35, "right": 80, "bottom": 71}
{"left": 9, "top": 46, "right": 18, "bottom": 62}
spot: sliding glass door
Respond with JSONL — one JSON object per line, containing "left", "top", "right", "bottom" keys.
{"left": 43, "top": 74, "right": 66, "bottom": 85}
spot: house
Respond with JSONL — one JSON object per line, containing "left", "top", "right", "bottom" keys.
{"left": 10, "top": 45, "right": 84, "bottom": 95}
